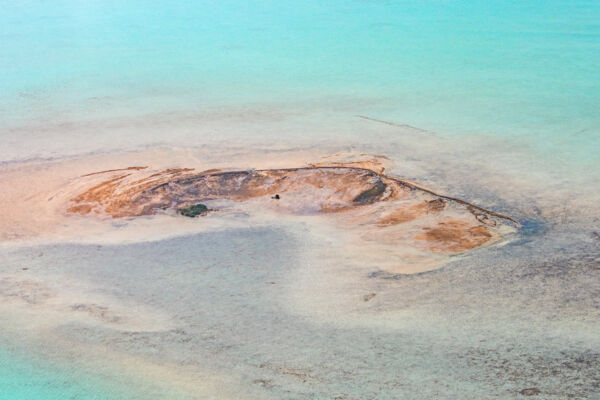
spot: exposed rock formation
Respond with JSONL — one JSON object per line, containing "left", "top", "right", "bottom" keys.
{"left": 67, "top": 163, "right": 517, "bottom": 256}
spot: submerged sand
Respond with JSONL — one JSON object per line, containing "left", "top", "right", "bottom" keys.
{"left": 0, "top": 147, "right": 598, "bottom": 399}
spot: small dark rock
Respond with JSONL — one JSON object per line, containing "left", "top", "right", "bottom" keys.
{"left": 178, "top": 203, "right": 209, "bottom": 218}
{"left": 272, "top": 194, "right": 280, "bottom": 200}
{"left": 519, "top": 388, "right": 541, "bottom": 396}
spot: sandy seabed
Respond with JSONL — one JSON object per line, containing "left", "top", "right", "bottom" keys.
{"left": 0, "top": 143, "right": 599, "bottom": 399}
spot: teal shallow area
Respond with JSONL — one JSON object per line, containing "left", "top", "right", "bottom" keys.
{"left": 0, "top": 347, "right": 127, "bottom": 400}
{"left": 1, "top": 0, "right": 599, "bottom": 163}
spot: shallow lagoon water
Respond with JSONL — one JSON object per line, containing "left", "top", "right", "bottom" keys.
{"left": 0, "top": 348, "right": 117, "bottom": 400}
{"left": 1, "top": 0, "right": 600, "bottom": 398}
{"left": 2, "top": 0, "right": 599, "bottom": 165}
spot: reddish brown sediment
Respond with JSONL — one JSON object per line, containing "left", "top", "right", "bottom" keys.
{"left": 377, "top": 199, "right": 446, "bottom": 226}
{"left": 66, "top": 204, "right": 93, "bottom": 214}
{"left": 381, "top": 176, "right": 518, "bottom": 225}
{"left": 66, "top": 162, "right": 516, "bottom": 255}
{"left": 415, "top": 220, "right": 493, "bottom": 253}
{"left": 67, "top": 174, "right": 132, "bottom": 216}
{"left": 68, "top": 167, "right": 402, "bottom": 217}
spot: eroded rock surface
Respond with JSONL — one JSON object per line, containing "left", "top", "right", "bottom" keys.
{"left": 66, "top": 163, "right": 517, "bottom": 259}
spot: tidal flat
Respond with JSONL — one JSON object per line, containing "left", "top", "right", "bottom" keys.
{"left": 2, "top": 222, "right": 599, "bottom": 399}
{"left": 2, "top": 0, "right": 600, "bottom": 397}
{"left": 0, "top": 144, "right": 599, "bottom": 399}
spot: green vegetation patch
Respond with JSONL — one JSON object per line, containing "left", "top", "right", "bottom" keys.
{"left": 178, "top": 203, "right": 210, "bottom": 217}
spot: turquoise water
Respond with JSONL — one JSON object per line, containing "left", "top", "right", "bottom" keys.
{"left": 1, "top": 0, "right": 599, "bottom": 162}
{"left": 0, "top": 346, "right": 126, "bottom": 400}
{"left": 1, "top": 1, "right": 599, "bottom": 398}
{"left": 0, "top": 338, "right": 189, "bottom": 399}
